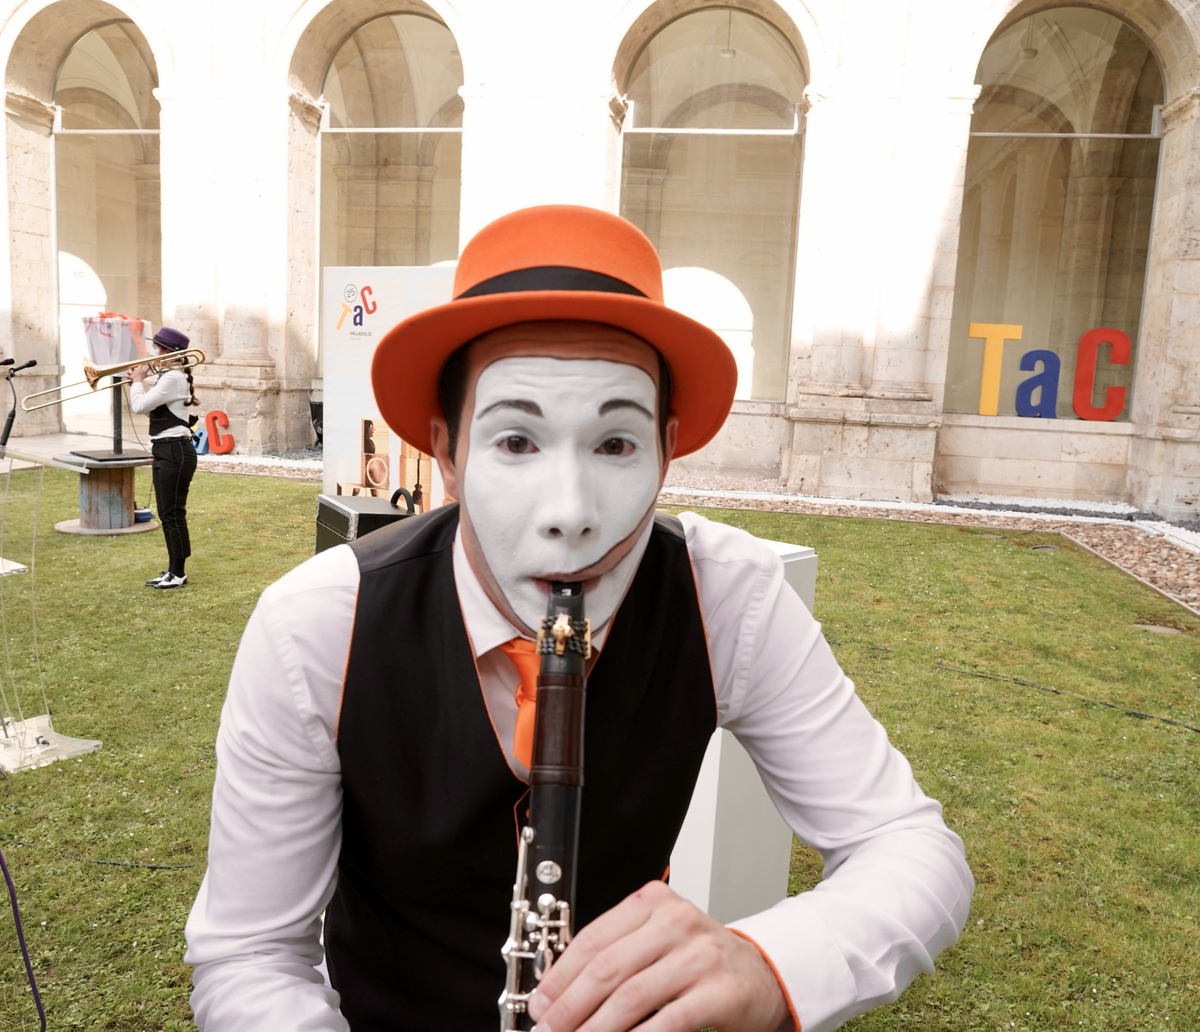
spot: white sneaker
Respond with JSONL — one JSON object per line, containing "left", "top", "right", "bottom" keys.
{"left": 153, "top": 573, "right": 188, "bottom": 590}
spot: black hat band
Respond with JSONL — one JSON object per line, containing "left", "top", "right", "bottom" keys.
{"left": 456, "top": 266, "right": 648, "bottom": 301}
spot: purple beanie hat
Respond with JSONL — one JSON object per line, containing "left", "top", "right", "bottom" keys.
{"left": 153, "top": 327, "right": 190, "bottom": 352}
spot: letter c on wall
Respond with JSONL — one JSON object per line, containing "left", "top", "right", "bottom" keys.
{"left": 1073, "top": 329, "right": 1130, "bottom": 421}
{"left": 206, "top": 410, "right": 235, "bottom": 454}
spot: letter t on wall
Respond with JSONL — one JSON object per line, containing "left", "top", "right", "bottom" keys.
{"left": 968, "top": 323, "right": 1024, "bottom": 416}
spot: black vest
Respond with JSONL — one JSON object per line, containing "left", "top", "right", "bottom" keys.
{"left": 326, "top": 504, "right": 717, "bottom": 1030}
{"left": 148, "top": 403, "right": 191, "bottom": 438}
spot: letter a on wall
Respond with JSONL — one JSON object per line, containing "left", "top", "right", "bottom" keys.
{"left": 1015, "top": 350, "right": 1061, "bottom": 418}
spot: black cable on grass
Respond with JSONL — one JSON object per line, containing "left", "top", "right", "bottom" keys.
{"left": 0, "top": 843, "right": 47, "bottom": 1031}
{"left": 1, "top": 830, "right": 196, "bottom": 868}
{"left": 937, "top": 662, "right": 1200, "bottom": 734}
{"left": 53, "top": 851, "right": 197, "bottom": 870}
{"left": 0, "top": 826, "right": 194, "bottom": 1032}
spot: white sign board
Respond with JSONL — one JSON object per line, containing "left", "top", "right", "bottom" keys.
{"left": 321, "top": 266, "right": 456, "bottom": 503}
{"left": 670, "top": 542, "right": 817, "bottom": 923}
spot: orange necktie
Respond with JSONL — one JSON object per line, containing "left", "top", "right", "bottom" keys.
{"left": 500, "top": 638, "right": 541, "bottom": 768}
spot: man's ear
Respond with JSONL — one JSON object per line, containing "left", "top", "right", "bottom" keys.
{"left": 429, "top": 416, "right": 460, "bottom": 500}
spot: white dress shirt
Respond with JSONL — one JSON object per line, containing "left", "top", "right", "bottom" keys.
{"left": 185, "top": 511, "right": 973, "bottom": 1032}
{"left": 128, "top": 368, "right": 192, "bottom": 440}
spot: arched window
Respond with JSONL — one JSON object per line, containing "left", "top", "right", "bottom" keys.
{"left": 319, "top": 13, "right": 463, "bottom": 269}
{"left": 946, "top": 8, "right": 1163, "bottom": 421}
{"left": 54, "top": 22, "right": 160, "bottom": 434}
{"left": 620, "top": 8, "right": 805, "bottom": 402}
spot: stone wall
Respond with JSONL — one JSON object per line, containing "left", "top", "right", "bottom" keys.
{"left": 0, "top": 0, "right": 1195, "bottom": 517}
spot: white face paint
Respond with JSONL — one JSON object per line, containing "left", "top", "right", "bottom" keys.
{"left": 459, "top": 356, "right": 663, "bottom": 632}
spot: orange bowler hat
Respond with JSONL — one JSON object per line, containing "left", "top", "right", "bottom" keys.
{"left": 371, "top": 204, "right": 737, "bottom": 458}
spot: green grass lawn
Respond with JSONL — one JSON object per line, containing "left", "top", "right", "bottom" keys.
{"left": 0, "top": 469, "right": 1196, "bottom": 1030}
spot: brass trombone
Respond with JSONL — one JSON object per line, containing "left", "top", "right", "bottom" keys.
{"left": 21, "top": 349, "right": 206, "bottom": 412}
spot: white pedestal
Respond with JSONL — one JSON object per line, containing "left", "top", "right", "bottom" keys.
{"left": 0, "top": 714, "right": 101, "bottom": 773}
{"left": 669, "top": 540, "right": 817, "bottom": 923}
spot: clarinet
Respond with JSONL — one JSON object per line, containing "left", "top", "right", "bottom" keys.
{"left": 499, "top": 581, "right": 591, "bottom": 1031}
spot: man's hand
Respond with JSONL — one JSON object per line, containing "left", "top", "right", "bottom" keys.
{"left": 525, "top": 880, "right": 790, "bottom": 1032}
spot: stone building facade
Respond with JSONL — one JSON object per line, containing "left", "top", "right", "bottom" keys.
{"left": 1, "top": 0, "right": 1198, "bottom": 519}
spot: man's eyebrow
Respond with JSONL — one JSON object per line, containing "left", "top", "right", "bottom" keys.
{"left": 599, "top": 398, "right": 655, "bottom": 420}
{"left": 475, "top": 399, "right": 543, "bottom": 420}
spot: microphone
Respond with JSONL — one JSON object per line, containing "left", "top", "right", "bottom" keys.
{"left": 0, "top": 358, "right": 13, "bottom": 366}
{"left": 9, "top": 359, "right": 36, "bottom": 372}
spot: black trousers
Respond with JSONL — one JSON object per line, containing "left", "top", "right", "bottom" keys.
{"left": 152, "top": 436, "right": 197, "bottom": 575}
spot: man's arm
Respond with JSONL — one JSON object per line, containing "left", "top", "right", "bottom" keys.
{"left": 185, "top": 548, "right": 359, "bottom": 1031}
{"left": 528, "top": 513, "right": 972, "bottom": 1032}
{"left": 717, "top": 580, "right": 972, "bottom": 1030}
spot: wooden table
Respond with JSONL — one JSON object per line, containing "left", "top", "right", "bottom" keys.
{"left": 53, "top": 452, "right": 158, "bottom": 536}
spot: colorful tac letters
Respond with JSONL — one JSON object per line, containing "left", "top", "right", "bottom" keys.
{"left": 967, "top": 323, "right": 1131, "bottom": 421}
{"left": 335, "top": 283, "right": 378, "bottom": 330}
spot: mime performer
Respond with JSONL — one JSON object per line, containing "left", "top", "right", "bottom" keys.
{"left": 185, "top": 205, "right": 973, "bottom": 1032}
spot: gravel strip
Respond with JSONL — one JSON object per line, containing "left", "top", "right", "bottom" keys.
{"left": 197, "top": 455, "right": 322, "bottom": 481}
{"left": 197, "top": 458, "right": 1200, "bottom": 618}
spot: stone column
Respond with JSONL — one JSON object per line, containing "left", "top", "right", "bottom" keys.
{"left": 4, "top": 90, "right": 61, "bottom": 436}
{"left": 132, "top": 159, "right": 162, "bottom": 327}
{"left": 285, "top": 88, "right": 320, "bottom": 380}
{"left": 1126, "top": 87, "right": 1200, "bottom": 520}
{"left": 787, "top": 85, "right": 869, "bottom": 400}
{"left": 782, "top": 84, "right": 977, "bottom": 502}
{"left": 1047, "top": 164, "right": 1125, "bottom": 345}
{"left": 456, "top": 7, "right": 620, "bottom": 244}
{"left": 868, "top": 87, "right": 979, "bottom": 403}
{"left": 160, "top": 62, "right": 299, "bottom": 455}
{"left": 280, "top": 89, "right": 322, "bottom": 451}
{"left": 619, "top": 164, "right": 667, "bottom": 245}
{"left": 155, "top": 88, "right": 220, "bottom": 359}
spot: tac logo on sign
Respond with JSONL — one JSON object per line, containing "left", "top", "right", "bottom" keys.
{"left": 336, "top": 283, "right": 377, "bottom": 330}
{"left": 969, "top": 323, "right": 1131, "bottom": 422}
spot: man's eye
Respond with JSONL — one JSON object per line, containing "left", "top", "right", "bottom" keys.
{"left": 500, "top": 435, "right": 535, "bottom": 454}
{"left": 597, "top": 437, "right": 634, "bottom": 457}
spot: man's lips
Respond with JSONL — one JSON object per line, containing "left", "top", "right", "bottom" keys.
{"left": 525, "top": 510, "right": 655, "bottom": 597}
{"left": 534, "top": 574, "right": 602, "bottom": 595}
{"left": 531, "top": 542, "right": 632, "bottom": 590}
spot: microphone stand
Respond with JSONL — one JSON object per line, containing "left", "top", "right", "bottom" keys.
{"left": 0, "top": 361, "right": 28, "bottom": 574}
{"left": 0, "top": 360, "right": 23, "bottom": 461}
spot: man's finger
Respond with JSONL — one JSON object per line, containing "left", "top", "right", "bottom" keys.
{"left": 534, "top": 881, "right": 669, "bottom": 999}
{"left": 541, "top": 935, "right": 722, "bottom": 1032}
{"left": 528, "top": 883, "right": 716, "bottom": 1030}
{"left": 529, "top": 917, "right": 679, "bottom": 1029}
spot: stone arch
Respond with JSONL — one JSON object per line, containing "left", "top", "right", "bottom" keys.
{"left": 615, "top": 2, "right": 807, "bottom": 402}
{"left": 976, "top": 0, "right": 1198, "bottom": 101}
{"left": 282, "top": 0, "right": 462, "bottom": 380}
{"left": 612, "top": 0, "right": 812, "bottom": 97}
{"left": 637, "top": 81, "right": 798, "bottom": 166}
{"left": 3, "top": 1, "right": 164, "bottom": 433}
{"left": 975, "top": 83, "right": 1075, "bottom": 132}
{"left": 946, "top": 3, "right": 1172, "bottom": 424}
{"left": 285, "top": 0, "right": 459, "bottom": 100}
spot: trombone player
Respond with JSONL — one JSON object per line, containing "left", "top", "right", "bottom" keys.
{"left": 126, "top": 327, "right": 201, "bottom": 590}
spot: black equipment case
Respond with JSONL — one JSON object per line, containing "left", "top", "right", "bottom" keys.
{"left": 314, "top": 493, "right": 414, "bottom": 553}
